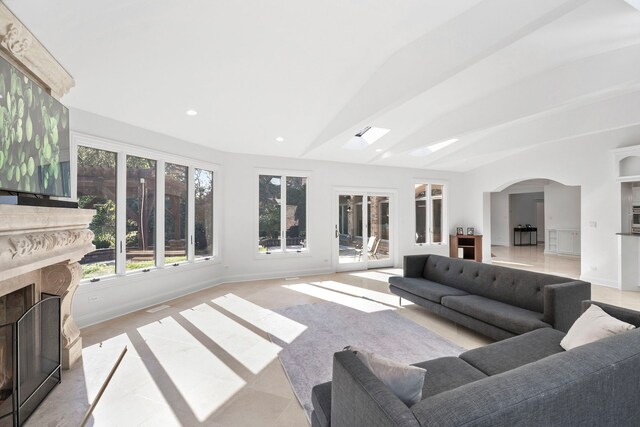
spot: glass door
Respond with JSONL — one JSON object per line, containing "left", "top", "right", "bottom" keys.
{"left": 336, "top": 192, "right": 393, "bottom": 271}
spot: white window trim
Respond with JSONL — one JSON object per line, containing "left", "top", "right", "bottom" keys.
{"left": 414, "top": 179, "right": 449, "bottom": 247}
{"left": 72, "top": 131, "right": 221, "bottom": 285}
{"left": 255, "top": 168, "right": 311, "bottom": 259}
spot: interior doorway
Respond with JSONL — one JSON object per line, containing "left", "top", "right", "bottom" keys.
{"left": 488, "top": 179, "right": 581, "bottom": 279}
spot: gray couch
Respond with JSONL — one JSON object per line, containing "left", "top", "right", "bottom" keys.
{"left": 311, "top": 301, "right": 640, "bottom": 427}
{"left": 388, "top": 254, "right": 590, "bottom": 340}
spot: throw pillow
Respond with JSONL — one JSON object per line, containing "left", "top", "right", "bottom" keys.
{"left": 560, "top": 304, "right": 636, "bottom": 350}
{"left": 345, "top": 346, "right": 426, "bottom": 406}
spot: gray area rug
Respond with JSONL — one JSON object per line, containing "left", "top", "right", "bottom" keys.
{"left": 269, "top": 302, "right": 466, "bottom": 422}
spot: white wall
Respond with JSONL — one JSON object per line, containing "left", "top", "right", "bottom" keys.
{"left": 544, "top": 181, "right": 580, "bottom": 230}
{"left": 71, "top": 109, "right": 459, "bottom": 327}
{"left": 221, "top": 152, "right": 457, "bottom": 282}
{"left": 510, "top": 193, "right": 542, "bottom": 228}
{"left": 450, "top": 125, "right": 640, "bottom": 288}
{"left": 490, "top": 192, "right": 509, "bottom": 246}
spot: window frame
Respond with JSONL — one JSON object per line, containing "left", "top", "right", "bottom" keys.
{"left": 71, "top": 132, "right": 220, "bottom": 284}
{"left": 255, "top": 168, "right": 311, "bottom": 258}
{"left": 414, "top": 180, "right": 448, "bottom": 247}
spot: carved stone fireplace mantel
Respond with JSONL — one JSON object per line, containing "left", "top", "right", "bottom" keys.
{"left": 0, "top": 205, "right": 95, "bottom": 369}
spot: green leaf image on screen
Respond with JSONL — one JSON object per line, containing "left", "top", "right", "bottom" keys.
{"left": 0, "top": 55, "right": 70, "bottom": 197}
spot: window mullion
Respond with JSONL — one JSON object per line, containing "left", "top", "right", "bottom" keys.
{"left": 156, "top": 159, "right": 165, "bottom": 267}
{"left": 427, "top": 184, "right": 432, "bottom": 245}
{"left": 281, "top": 175, "right": 287, "bottom": 252}
{"left": 188, "top": 166, "right": 196, "bottom": 261}
{"left": 116, "top": 151, "right": 127, "bottom": 275}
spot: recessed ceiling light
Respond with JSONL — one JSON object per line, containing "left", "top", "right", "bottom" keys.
{"left": 410, "top": 138, "right": 459, "bottom": 157}
{"left": 375, "top": 148, "right": 383, "bottom": 152}
{"left": 186, "top": 109, "right": 198, "bottom": 116}
{"left": 275, "top": 137, "right": 284, "bottom": 142}
{"left": 344, "top": 126, "right": 390, "bottom": 150}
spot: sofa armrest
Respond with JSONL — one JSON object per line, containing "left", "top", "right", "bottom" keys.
{"left": 331, "top": 351, "right": 421, "bottom": 427}
{"left": 403, "top": 255, "right": 429, "bottom": 278}
{"left": 543, "top": 281, "right": 591, "bottom": 332}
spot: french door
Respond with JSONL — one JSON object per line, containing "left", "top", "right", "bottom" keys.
{"left": 335, "top": 190, "right": 394, "bottom": 271}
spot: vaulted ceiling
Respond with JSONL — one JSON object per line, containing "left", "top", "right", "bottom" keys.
{"left": 6, "top": 0, "right": 640, "bottom": 171}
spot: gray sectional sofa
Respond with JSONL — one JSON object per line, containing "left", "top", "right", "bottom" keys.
{"left": 388, "top": 254, "right": 591, "bottom": 340}
{"left": 311, "top": 301, "right": 640, "bottom": 427}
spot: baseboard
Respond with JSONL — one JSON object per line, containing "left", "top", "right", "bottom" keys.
{"left": 75, "top": 276, "right": 225, "bottom": 328}
{"left": 579, "top": 274, "right": 618, "bottom": 289}
{"left": 221, "top": 267, "right": 334, "bottom": 284}
{"left": 75, "top": 266, "right": 334, "bottom": 328}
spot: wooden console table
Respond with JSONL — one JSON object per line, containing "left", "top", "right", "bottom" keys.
{"left": 449, "top": 235, "right": 482, "bottom": 262}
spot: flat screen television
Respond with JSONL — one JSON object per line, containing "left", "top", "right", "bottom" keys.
{"left": 0, "top": 55, "right": 70, "bottom": 197}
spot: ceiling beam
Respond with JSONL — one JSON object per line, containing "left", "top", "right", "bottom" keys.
{"left": 302, "top": 0, "right": 588, "bottom": 156}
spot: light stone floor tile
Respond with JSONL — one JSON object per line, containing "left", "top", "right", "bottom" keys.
{"left": 25, "top": 247, "right": 640, "bottom": 426}
{"left": 208, "top": 387, "right": 293, "bottom": 427}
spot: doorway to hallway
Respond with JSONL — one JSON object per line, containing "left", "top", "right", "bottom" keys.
{"left": 489, "top": 179, "right": 581, "bottom": 275}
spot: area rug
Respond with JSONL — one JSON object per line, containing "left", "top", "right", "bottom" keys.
{"left": 269, "top": 302, "right": 466, "bottom": 422}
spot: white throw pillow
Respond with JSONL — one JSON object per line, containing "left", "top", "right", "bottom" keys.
{"left": 560, "top": 304, "right": 636, "bottom": 351}
{"left": 346, "top": 346, "right": 426, "bottom": 406}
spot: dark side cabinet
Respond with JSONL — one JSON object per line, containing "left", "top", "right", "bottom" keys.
{"left": 449, "top": 235, "right": 483, "bottom": 262}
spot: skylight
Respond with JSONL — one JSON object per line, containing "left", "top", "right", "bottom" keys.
{"left": 344, "top": 126, "right": 390, "bottom": 150}
{"left": 410, "top": 138, "right": 459, "bottom": 157}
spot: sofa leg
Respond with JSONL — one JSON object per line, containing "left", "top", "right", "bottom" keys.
{"left": 399, "top": 297, "right": 402, "bottom": 307}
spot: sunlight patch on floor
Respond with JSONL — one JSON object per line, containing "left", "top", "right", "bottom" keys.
{"left": 311, "top": 280, "right": 401, "bottom": 307}
{"left": 82, "top": 333, "right": 137, "bottom": 401}
{"left": 180, "top": 303, "right": 281, "bottom": 374}
{"left": 492, "top": 260, "right": 534, "bottom": 267}
{"left": 283, "top": 283, "right": 393, "bottom": 313}
{"left": 212, "top": 293, "right": 307, "bottom": 344}
{"left": 137, "top": 317, "right": 246, "bottom": 421}
{"left": 348, "top": 270, "right": 397, "bottom": 283}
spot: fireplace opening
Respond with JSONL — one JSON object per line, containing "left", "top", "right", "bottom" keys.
{"left": 0, "top": 286, "right": 61, "bottom": 427}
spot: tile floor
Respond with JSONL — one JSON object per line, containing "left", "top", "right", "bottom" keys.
{"left": 25, "top": 247, "right": 640, "bottom": 427}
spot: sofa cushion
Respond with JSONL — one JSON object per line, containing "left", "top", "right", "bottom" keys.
{"left": 460, "top": 328, "right": 566, "bottom": 375}
{"left": 412, "top": 328, "right": 640, "bottom": 427}
{"left": 349, "top": 346, "right": 426, "bottom": 406}
{"left": 441, "top": 295, "right": 550, "bottom": 335}
{"left": 389, "top": 276, "right": 468, "bottom": 303}
{"left": 311, "top": 381, "right": 332, "bottom": 427}
{"left": 412, "top": 356, "right": 487, "bottom": 400}
{"left": 561, "top": 304, "right": 636, "bottom": 350}
{"left": 422, "top": 255, "right": 572, "bottom": 312}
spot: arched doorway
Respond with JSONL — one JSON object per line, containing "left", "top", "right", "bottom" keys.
{"left": 488, "top": 179, "right": 581, "bottom": 279}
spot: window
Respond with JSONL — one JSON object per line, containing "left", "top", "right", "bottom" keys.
{"left": 126, "top": 155, "right": 157, "bottom": 271}
{"left": 75, "top": 137, "right": 217, "bottom": 280}
{"left": 77, "top": 146, "right": 117, "bottom": 278}
{"left": 415, "top": 183, "right": 446, "bottom": 245}
{"left": 165, "top": 163, "right": 188, "bottom": 264}
{"left": 194, "top": 168, "right": 214, "bottom": 258}
{"left": 258, "top": 173, "right": 307, "bottom": 253}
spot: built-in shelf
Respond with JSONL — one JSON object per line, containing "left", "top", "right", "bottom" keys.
{"left": 546, "top": 229, "right": 579, "bottom": 256}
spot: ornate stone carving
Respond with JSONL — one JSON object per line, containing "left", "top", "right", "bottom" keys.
{"left": 0, "top": 4, "right": 74, "bottom": 98}
{"left": 0, "top": 23, "right": 31, "bottom": 57}
{"left": 42, "top": 262, "right": 83, "bottom": 364}
{"left": 0, "top": 206, "right": 95, "bottom": 369}
{"left": 8, "top": 230, "right": 94, "bottom": 259}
